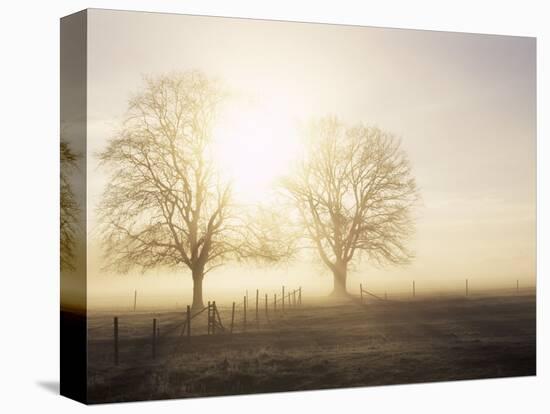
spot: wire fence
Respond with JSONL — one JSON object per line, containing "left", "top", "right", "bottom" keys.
{"left": 93, "top": 286, "right": 304, "bottom": 366}
{"left": 358, "top": 278, "right": 535, "bottom": 303}
{"left": 88, "top": 279, "right": 535, "bottom": 367}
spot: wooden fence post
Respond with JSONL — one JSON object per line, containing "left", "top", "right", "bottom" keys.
{"left": 466, "top": 279, "right": 469, "bottom": 297}
{"left": 265, "top": 293, "right": 268, "bottom": 319}
{"left": 216, "top": 301, "right": 220, "bottom": 334}
{"left": 207, "top": 301, "right": 211, "bottom": 335}
{"left": 230, "top": 301, "right": 235, "bottom": 334}
{"left": 282, "top": 286, "right": 285, "bottom": 312}
{"left": 274, "top": 293, "right": 277, "bottom": 312}
{"left": 293, "top": 290, "right": 296, "bottom": 307}
{"left": 256, "top": 289, "right": 259, "bottom": 327}
{"left": 212, "top": 301, "right": 217, "bottom": 335}
{"left": 186, "top": 305, "right": 191, "bottom": 339}
{"left": 243, "top": 296, "right": 247, "bottom": 331}
{"left": 299, "top": 287, "right": 302, "bottom": 305}
{"left": 152, "top": 318, "right": 157, "bottom": 359}
{"left": 113, "top": 316, "right": 119, "bottom": 366}
{"left": 133, "top": 289, "right": 137, "bottom": 312}
{"left": 360, "top": 283, "right": 363, "bottom": 303}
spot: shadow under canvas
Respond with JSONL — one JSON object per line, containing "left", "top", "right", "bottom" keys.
{"left": 37, "top": 381, "right": 59, "bottom": 395}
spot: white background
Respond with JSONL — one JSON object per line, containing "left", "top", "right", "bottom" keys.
{"left": 0, "top": 0, "right": 547, "bottom": 412}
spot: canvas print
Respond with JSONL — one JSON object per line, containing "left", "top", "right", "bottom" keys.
{"left": 60, "top": 9, "right": 536, "bottom": 404}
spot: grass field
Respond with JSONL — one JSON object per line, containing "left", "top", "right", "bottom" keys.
{"left": 86, "top": 293, "right": 536, "bottom": 403}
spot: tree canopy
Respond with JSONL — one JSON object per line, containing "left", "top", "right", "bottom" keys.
{"left": 60, "top": 140, "right": 79, "bottom": 272}
{"left": 281, "top": 116, "right": 419, "bottom": 294}
{"left": 98, "top": 71, "right": 292, "bottom": 308}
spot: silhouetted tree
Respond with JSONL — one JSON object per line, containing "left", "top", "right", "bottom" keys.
{"left": 60, "top": 140, "right": 79, "bottom": 272}
{"left": 99, "top": 72, "right": 290, "bottom": 309}
{"left": 282, "top": 116, "right": 418, "bottom": 296}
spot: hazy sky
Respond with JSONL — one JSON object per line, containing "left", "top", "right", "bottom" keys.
{"left": 85, "top": 9, "right": 536, "bottom": 309}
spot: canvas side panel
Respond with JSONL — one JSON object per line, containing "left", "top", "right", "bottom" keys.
{"left": 60, "top": 9, "right": 87, "bottom": 404}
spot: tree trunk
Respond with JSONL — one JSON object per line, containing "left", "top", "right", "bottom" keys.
{"left": 191, "top": 267, "right": 205, "bottom": 310}
{"left": 330, "top": 262, "right": 348, "bottom": 296}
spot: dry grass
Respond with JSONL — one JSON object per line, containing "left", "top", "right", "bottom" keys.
{"left": 86, "top": 294, "right": 536, "bottom": 403}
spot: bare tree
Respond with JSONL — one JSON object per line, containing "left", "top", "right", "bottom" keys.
{"left": 60, "top": 140, "right": 79, "bottom": 272}
{"left": 98, "top": 71, "right": 289, "bottom": 309}
{"left": 282, "top": 116, "right": 419, "bottom": 296}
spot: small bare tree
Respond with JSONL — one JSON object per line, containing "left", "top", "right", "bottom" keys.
{"left": 98, "top": 72, "right": 290, "bottom": 309}
{"left": 282, "top": 116, "right": 419, "bottom": 296}
{"left": 60, "top": 140, "right": 79, "bottom": 272}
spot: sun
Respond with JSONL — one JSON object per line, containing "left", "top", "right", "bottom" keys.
{"left": 212, "top": 95, "right": 300, "bottom": 204}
